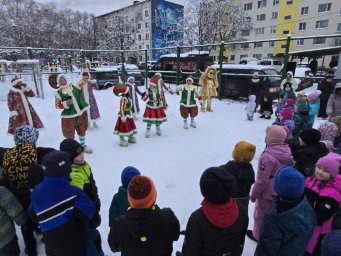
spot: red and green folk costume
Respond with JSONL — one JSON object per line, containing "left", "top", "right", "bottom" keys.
{"left": 113, "top": 83, "right": 137, "bottom": 147}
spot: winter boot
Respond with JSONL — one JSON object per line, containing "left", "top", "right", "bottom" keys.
{"left": 190, "top": 119, "right": 196, "bottom": 128}
{"left": 128, "top": 136, "right": 136, "bottom": 143}
{"left": 145, "top": 130, "right": 150, "bottom": 138}
{"left": 183, "top": 123, "right": 189, "bottom": 129}
{"left": 119, "top": 138, "right": 128, "bottom": 147}
{"left": 156, "top": 126, "right": 162, "bottom": 136}
{"left": 201, "top": 106, "right": 206, "bottom": 112}
{"left": 83, "top": 145, "right": 93, "bottom": 154}
{"left": 93, "top": 121, "right": 98, "bottom": 128}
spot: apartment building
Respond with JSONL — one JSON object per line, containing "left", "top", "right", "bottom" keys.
{"left": 229, "top": 0, "right": 341, "bottom": 65}
{"left": 93, "top": 0, "right": 183, "bottom": 63}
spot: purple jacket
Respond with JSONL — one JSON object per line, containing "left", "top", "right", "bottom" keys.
{"left": 251, "top": 144, "right": 292, "bottom": 200}
{"left": 326, "top": 83, "right": 341, "bottom": 117}
{"left": 305, "top": 175, "right": 341, "bottom": 253}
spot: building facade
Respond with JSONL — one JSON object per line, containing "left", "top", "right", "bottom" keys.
{"left": 229, "top": 0, "right": 341, "bottom": 65}
{"left": 93, "top": 0, "right": 183, "bottom": 63}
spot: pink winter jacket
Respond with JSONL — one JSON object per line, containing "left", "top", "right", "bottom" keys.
{"left": 305, "top": 175, "right": 341, "bottom": 253}
{"left": 250, "top": 144, "right": 292, "bottom": 200}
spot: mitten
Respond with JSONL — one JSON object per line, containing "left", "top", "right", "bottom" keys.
{"left": 121, "top": 116, "right": 127, "bottom": 123}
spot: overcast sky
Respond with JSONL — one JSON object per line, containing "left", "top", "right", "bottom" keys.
{"left": 36, "top": 0, "right": 187, "bottom": 16}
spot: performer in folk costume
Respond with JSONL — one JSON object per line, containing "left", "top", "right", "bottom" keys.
{"left": 176, "top": 76, "right": 202, "bottom": 129}
{"left": 154, "top": 72, "right": 174, "bottom": 110}
{"left": 126, "top": 76, "right": 143, "bottom": 119}
{"left": 113, "top": 83, "right": 137, "bottom": 147}
{"left": 7, "top": 76, "right": 44, "bottom": 134}
{"left": 77, "top": 71, "right": 101, "bottom": 128}
{"left": 199, "top": 66, "right": 219, "bottom": 112}
{"left": 48, "top": 73, "right": 93, "bottom": 153}
{"left": 142, "top": 77, "right": 167, "bottom": 138}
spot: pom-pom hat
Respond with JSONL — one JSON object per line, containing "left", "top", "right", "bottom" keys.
{"left": 232, "top": 141, "right": 256, "bottom": 163}
{"left": 48, "top": 73, "right": 60, "bottom": 89}
{"left": 113, "top": 83, "right": 129, "bottom": 96}
{"left": 128, "top": 176, "right": 157, "bottom": 209}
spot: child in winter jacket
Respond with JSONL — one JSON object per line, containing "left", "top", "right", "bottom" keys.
{"left": 59, "top": 138, "right": 103, "bottom": 256}
{"left": 245, "top": 95, "right": 256, "bottom": 121}
{"left": 181, "top": 167, "right": 248, "bottom": 256}
{"left": 108, "top": 166, "right": 141, "bottom": 227}
{"left": 275, "top": 98, "right": 295, "bottom": 120}
{"left": 293, "top": 128, "right": 329, "bottom": 177}
{"left": 318, "top": 120, "right": 338, "bottom": 151}
{"left": 307, "top": 90, "right": 321, "bottom": 128}
{"left": 220, "top": 141, "right": 256, "bottom": 210}
{"left": 259, "top": 94, "right": 273, "bottom": 119}
{"left": 248, "top": 125, "right": 292, "bottom": 242}
{"left": 29, "top": 150, "right": 95, "bottom": 256}
{"left": 332, "top": 116, "right": 341, "bottom": 148}
{"left": 0, "top": 186, "right": 29, "bottom": 256}
{"left": 255, "top": 167, "right": 316, "bottom": 256}
{"left": 108, "top": 175, "right": 180, "bottom": 256}
{"left": 305, "top": 153, "right": 341, "bottom": 255}
{"left": 327, "top": 82, "right": 341, "bottom": 119}
{"left": 275, "top": 108, "right": 295, "bottom": 138}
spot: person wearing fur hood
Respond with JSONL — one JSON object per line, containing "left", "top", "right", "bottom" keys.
{"left": 280, "top": 71, "right": 298, "bottom": 91}
{"left": 327, "top": 82, "right": 341, "bottom": 119}
{"left": 7, "top": 76, "right": 44, "bottom": 135}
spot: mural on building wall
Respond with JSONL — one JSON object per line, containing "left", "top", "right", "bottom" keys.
{"left": 151, "top": 0, "right": 184, "bottom": 60}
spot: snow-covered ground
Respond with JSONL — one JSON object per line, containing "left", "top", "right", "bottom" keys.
{"left": 0, "top": 76, "right": 320, "bottom": 255}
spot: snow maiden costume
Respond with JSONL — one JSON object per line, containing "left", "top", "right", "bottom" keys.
{"left": 113, "top": 83, "right": 137, "bottom": 147}
{"left": 176, "top": 76, "right": 202, "bottom": 129}
{"left": 78, "top": 71, "right": 101, "bottom": 128}
{"left": 126, "top": 76, "right": 143, "bottom": 119}
{"left": 7, "top": 76, "right": 44, "bottom": 134}
{"left": 142, "top": 77, "right": 167, "bottom": 138}
{"left": 48, "top": 73, "right": 92, "bottom": 153}
{"left": 154, "top": 72, "right": 174, "bottom": 110}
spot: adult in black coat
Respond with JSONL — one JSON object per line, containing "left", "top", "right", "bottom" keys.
{"left": 181, "top": 167, "right": 248, "bottom": 256}
{"left": 249, "top": 72, "right": 263, "bottom": 111}
{"left": 108, "top": 176, "right": 180, "bottom": 256}
{"left": 317, "top": 74, "right": 334, "bottom": 118}
{"left": 259, "top": 94, "right": 273, "bottom": 119}
{"left": 293, "top": 128, "right": 329, "bottom": 177}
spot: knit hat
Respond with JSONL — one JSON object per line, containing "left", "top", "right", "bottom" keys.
{"left": 308, "top": 90, "right": 321, "bottom": 101}
{"left": 232, "top": 141, "right": 256, "bottom": 163}
{"left": 113, "top": 83, "right": 129, "bottom": 96}
{"left": 316, "top": 153, "right": 341, "bottom": 179}
{"left": 274, "top": 167, "right": 305, "bottom": 200}
{"left": 286, "top": 98, "right": 295, "bottom": 106}
{"left": 82, "top": 71, "right": 90, "bottom": 78}
{"left": 200, "top": 167, "right": 236, "bottom": 204}
{"left": 321, "top": 230, "right": 341, "bottom": 256}
{"left": 37, "top": 147, "right": 56, "bottom": 164}
{"left": 265, "top": 125, "right": 287, "bottom": 145}
{"left": 59, "top": 138, "right": 84, "bottom": 161}
{"left": 149, "top": 77, "right": 157, "bottom": 87}
{"left": 300, "top": 128, "right": 321, "bottom": 146}
{"left": 42, "top": 150, "right": 72, "bottom": 177}
{"left": 121, "top": 166, "right": 141, "bottom": 188}
{"left": 279, "top": 108, "right": 293, "bottom": 121}
{"left": 48, "top": 73, "right": 60, "bottom": 89}
{"left": 128, "top": 176, "right": 157, "bottom": 209}
{"left": 14, "top": 125, "right": 39, "bottom": 146}
{"left": 296, "top": 95, "right": 309, "bottom": 113}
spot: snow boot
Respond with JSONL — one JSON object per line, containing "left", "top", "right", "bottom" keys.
{"left": 156, "top": 127, "right": 162, "bottom": 136}
{"left": 83, "top": 145, "right": 93, "bottom": 154}
{"left": 190, "top": 119, "right": 196, "bottom": 128}
{"left": 128, "top": 136, "right": 136, "bottom": 143}
{"left": 119, "top": 139, "right": 128, "bottom": 147}
{"left": 145, "top": 130, "right": 150, "bottom": 138}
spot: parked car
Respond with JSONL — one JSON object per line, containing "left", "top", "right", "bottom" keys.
{"left": 259, "top": 59, "right": 282, "bottom": 72}
{"left": 113, "top": 64, "right": 144, "bottom": 86}
{"left": 211, "top": 64, "right": 281, "bottom": 99}
{"left": 239, "top": 57, "right": 259, "bottom": 65}
{"left": 89, "top": 67, "right": 119, "bottom": 90}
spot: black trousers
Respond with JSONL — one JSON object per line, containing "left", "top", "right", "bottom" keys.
{"left": 0, "top": 236, "right": 20, "bottom": 256}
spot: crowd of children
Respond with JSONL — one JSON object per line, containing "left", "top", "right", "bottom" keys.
{"left": 0, "top": 121, "right": 340, "bottom": 256}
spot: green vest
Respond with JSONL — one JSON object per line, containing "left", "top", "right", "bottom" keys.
{"left": 146, "top": 87, "right": 163, "bottom": 109}
{"left": 180, "top": 84, "right": 197, "bottom": 107}
{"left": 55, "top": 84, "right": 89, "bottom": 118}
{"left": 117, "top": 97, "right": 133, "bottom": 117}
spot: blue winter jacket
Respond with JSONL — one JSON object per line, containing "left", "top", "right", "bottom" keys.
{"left": 255, "top": 196, "right": 316, "bottom": 256}
{"left": 308, "top": 102, "right": 320, "bottom": 126}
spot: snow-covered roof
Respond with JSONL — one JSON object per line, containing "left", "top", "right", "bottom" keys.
{"left": 211, "top": 64, "right": 276, "bottom": 71}
{"left": 91, "top": 67, "right": 118, "bottom": 72}
{"left": 16, "top": 59, "right": 40, "bottom": 64}
{"left": 160, "top": 50, "right": 210, "bottom": 58}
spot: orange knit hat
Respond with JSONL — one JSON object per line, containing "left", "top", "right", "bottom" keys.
{"left": 128, "top": 176, "right": 157, "bottom": 209}
{"left": 232, "top": 141, "right": 256, "bottom": 163}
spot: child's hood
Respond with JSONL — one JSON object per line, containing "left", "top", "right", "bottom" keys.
{"left": 249, "top": 95, "right": 256, "bottom": 102}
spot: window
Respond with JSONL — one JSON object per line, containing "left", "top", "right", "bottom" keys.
{"left": 230, "top": 55, "right": 235, "bottom": 61}
{"left": 146, "top": 33, "right": 149, "bottom": 40}
{"left": 241, "top": 43, "right": 249, "bottom": 48}
{"left": 244, "top": 3, "right": 252, "bottom": 10}
{"left": 137, "top": 23, "right": 141, "bottom": 29}
{"left": 257, "top": 14, "right": 266, "bottom": 21}
{"left": 255, "top": 27, "right": 265, "bottom": 35}
{"left": 281, "top": 44, "right": 287, "bottom": 49}
{"left": 138, "top": 34, "right": 141, "bottom": 40}
{"left": 284, "top": 15, "right": 291, "bottom": 20}
{"left": 273, "top": 0, "right": 279, "bottom": 6}
{"left": 139, "top": 56, "right": 142, "bottom": 61}
{"left": 298, "top": 22, "right": 306, "bottom": 31}
{"left": 268, "top": 53, "right": 274, "bottom": 58}
{"left": 313, "top": 38, "right": 326, "bottom": 44}
{"left": 269, "top": 41, "right": 275, "bottom": 47}
{"left": 138, "top": 45, "right": 142, "bottom": 49}
{"left": 296, "top": 39, "right": 304, "bottom": 46}
{"left": 258, "top": 0, "right": 267, "bottom": 8}
{"left": 335, "top": 38, "right": 341, "bottom": 46}
{"left": 253, "top": 54, "right": 262, "bottom": 59}
{"left": 315, "top": 20, "right": 329, "bottom": 29}
{"left": 240, "top": 54, "right": 248, "bottom": 59}
{"left": 286, "top": 0, "right": 293, "bottom": 5}
{"left": 283, "top": 30, "right": 289, "bottom": 35}
{"left": 241, "top": 30, "right": 250, "bottom": 36}
{"left": 270, "top": 26, "right": 276, "bottom": 34}
{"left": 337, "top": 23, "right": 341, "bottom": 32}
{"left": 146, "top": 44, "right": 149, "bottom": 49}
{"left": 271, "top": 12, "right": 278, "bottom": 20}
{"left": 318, "top": 3, "right": 331, "bottom": 12}
{"left": 145, "top": 10, "right": 149, "bottom": 17}
{"left": 301, "top": 7, "right": 309, "bottom": 15}
{"left": 145, "top": 22, "right": 149, "bottom": 28}
{"left": 254, "top": 42, "right": 263, "bottom": 48}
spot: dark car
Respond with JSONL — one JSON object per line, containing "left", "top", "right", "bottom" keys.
{"left": 211, "top": 64, "right": 281, "bottom": 99}
{"left": 89, "top": 67, "right": 119, "bottom": 90}
{"left": 113, "top": 64, "right": 144, "bottom": 86}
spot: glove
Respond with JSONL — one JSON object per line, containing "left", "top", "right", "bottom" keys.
{"left": 199, "top": 100, "right": 203, "bottom": 106}
{"left": 66, "top": 99, "right": 73, "bottom": 106}
{"left": 250, "top": 196, "right": 256, "bottom": 203}
{"left": 168, "top": 88, "right": 175, "bottom": 95}
{"left": 121, "top": 116, "right": 127, "bottom": 123}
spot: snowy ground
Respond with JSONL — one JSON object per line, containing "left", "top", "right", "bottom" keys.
{"left": 0, "top": 76, "right": 319, "bottom": 255}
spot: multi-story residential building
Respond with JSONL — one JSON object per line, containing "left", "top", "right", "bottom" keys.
{"left": 229, "top": 0, "right": 341, "bottom": 65}
{"left": 93, "top": 0, "right": 183, "bottom": 63}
